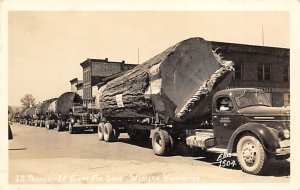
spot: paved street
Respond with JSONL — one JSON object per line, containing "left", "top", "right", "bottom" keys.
{"left": 9, "top": 123, "right": 290, "bottom": 184}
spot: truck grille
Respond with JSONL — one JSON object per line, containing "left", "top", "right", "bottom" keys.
{"left": 82, "top": 114, "right": 91, "bottom": 124}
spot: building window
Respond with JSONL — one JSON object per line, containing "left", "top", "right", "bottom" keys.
{"left": 283, "top": 66, "right": 289, "bottom": 81}
{"left": 234, "top": 62, "right": 242, "bottom": 80}
{"left": 258, "top": 64, "right": 271, "bottom": 81}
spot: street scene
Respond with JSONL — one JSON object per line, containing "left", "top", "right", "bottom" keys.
{"left": 9, "top": 123, "right": 290, "bottom": 184}
{"left": 8, "top": 11, "right": 290, "bottom": 185}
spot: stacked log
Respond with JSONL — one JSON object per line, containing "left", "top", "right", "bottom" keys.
{"left": 97, "top": 37, "right": 234, "bottom": 123}
{"left": 56, "top": 92, "right": 82, "bottom": 116}
{"left": 26, "top": 106, "right": 37, "bottom": 118}
{"left": 39, "top": 98, "right": 57, "bottom": 116}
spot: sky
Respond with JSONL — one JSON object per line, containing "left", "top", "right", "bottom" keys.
{"left": 8, "top": 11, "right": 289, "bottom": 107}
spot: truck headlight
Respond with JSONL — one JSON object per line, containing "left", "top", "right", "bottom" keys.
{"left": 279, "top": 129, "right": 290, "bottom": 139}
{"left": 283, "top": 129, "right": 290, "bottom": 139}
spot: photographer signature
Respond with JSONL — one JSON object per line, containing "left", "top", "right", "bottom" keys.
{"left": 216, "top": 152, "right": 237, "bottom": 168}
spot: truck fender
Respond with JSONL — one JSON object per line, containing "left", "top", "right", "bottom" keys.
{"left": 227, "top": 122, "right": 279, "bottom": 154}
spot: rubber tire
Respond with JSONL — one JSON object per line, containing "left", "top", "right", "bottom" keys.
{"left": 152, "top": 129, "right": 171, "bottom": 156}
{"left": 237, "top": 135, "right": 267, "bottom": 175}
{"left": 57, "top": 120, "right": 62, "bottom": 132}
{"left": 98, "top": 122, "right": 105, "bottom": 141}
{"left": 103, "top": 123, "right": 114, "bottom": 142}
{"left": 69, "top": 122, "right": 75, "bottom": 134}
{"left": 61, "top": 121, "right": 65, "bottom": 130}
{"left": 45, "top": 121, "right": 49, "bottom": 129}
{"left": 40, "top": 120, "right": 44, "bottom": 127}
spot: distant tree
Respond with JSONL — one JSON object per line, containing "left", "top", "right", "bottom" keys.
{"left": 20, "top": 94, "right": 36, "bottom": 109}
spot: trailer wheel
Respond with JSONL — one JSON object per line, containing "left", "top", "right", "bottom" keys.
{"left": 98, "top": 122, "right": 105, "bottom": 141}
{"left": 61, "top": 121, "right": 66, "bottom": 131}
{"left": 152, "top": 129, "right": 171, "bottom": 156}
{"left": 103, "top": 123, "right": 114, "bottom": 142}
{"left": 49, "top": 120, "right": 55, "bottom": 129}
{"left": 69, "top": 122, "right": 75, "bottom": 134}
{"left": 57, "top": 120, "right": 63, "bottom": 132}
{"left": 40, "top": 120, "right": 43, "bottom": 127}
{"left": 237, "top": 135, "right": 267, "bottom": 175}
{"left": 113, "top": 128, "right": 120, "bottom": 140}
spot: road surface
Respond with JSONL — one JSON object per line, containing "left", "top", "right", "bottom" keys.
{"left": 9, "top": 123, "right": 290, "bottom": 184}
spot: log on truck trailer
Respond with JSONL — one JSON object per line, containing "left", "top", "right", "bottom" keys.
{"left": 97, "top": 37, "right": 234, "bottom": 124}
{"left": 25, "top": 106, "right": 37, "bottom": 126}
{"left": 34, "top": 98, "right": 57, "bottom": 127}
{"left": 46, "top": 92, "right": 82, "bottom": 130}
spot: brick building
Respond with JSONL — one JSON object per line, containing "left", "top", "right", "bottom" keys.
{"left": 80, "top": 58, "right": 137, "bottom": 107}
{"left": 211, "top": 41, "right": 289, "bottom": 107}
{"left": 69, "top": 78, "right": 83, "bottom": 98}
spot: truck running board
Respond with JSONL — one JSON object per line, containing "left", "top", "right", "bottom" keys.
{"left": 206, "top": 147, "right": 227, "bottom": 154}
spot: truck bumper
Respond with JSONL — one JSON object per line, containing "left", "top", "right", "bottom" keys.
{"left": 275, "top": 147, "right": 290, "bottom": 155}
{"left": 275, "top": 139, "right": 290, "bottom": 155}
{"left": 73, "top": 124, "right": 98, "bottom": 128}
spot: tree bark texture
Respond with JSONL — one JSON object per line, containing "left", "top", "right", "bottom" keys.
{"left": 96, "top": 37, "right": 235, "bottom": 122}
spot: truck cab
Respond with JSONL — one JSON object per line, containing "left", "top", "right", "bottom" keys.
{"left": 185, "top": 88, "right": 290, "bottom": 174}
{"left": 68, "top": 106, "right": 99, "bottom": 134}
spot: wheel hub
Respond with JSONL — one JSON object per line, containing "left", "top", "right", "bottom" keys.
{"left": 242, "top": 142, "right": 256, "bottom": 164}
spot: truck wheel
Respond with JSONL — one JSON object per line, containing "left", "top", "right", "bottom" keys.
{"left": 62, "top": 121, "right": 66, "bottom": 131}
{"left": 49, "top": 120, "right": 54, "bottom": 129}
{"left": 98, "top": 123, "right": 105, "bottom": 141}
{"left": 113, "top": 128, "right": 120, "bottom": 140}
{"left": 152, "top": 129, "right": 171, "bottom": 156}
{"left": 237, "top": 135, "right": 267, "bottom": 175}
{"left": 103, "top": 123, "right": 114, "bottom": 142}
{"left": 69, "top": 122, "right": 75, "bottom": 134}
{"left": 57, "top": 120, "right": 63, "bottom": 132}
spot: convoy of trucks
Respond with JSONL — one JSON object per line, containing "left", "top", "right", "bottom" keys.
{"left": 12, "top": 37, "right": 290, "bottom": 175}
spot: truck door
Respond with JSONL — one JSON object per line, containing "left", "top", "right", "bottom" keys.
{"left": 212, "top": 96, "right": 241, "bottom": 149}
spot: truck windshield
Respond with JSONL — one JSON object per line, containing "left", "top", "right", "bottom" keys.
{"left": 234, "top": 91, "right": 271, "bottom": 108}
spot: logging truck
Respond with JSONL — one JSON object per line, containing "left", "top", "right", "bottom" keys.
{"left": 95, "top": 37, "right": 290, "bottom": 175}
{"left": 45, "top": 92, "right": 82, "bottom": 131}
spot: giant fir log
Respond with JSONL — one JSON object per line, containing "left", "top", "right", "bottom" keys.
{"left": 97, "top": 37, "right": 235, "bottom": 122}
{"left": 48, "top": 92, "right": 82, "bottom": 118}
